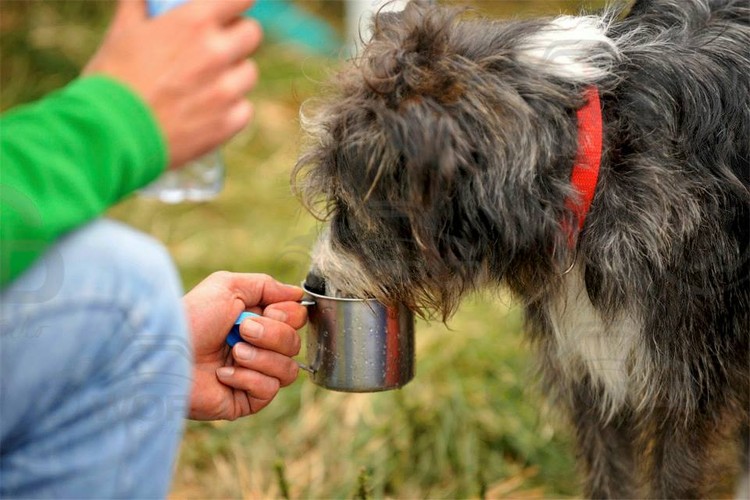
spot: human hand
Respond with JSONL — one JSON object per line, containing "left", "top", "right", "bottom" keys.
{"left": 83, "top": 0, "right": 262, "bottom": 169}
{"left": 182, "top": 272, "right": 307, "bottom": 420}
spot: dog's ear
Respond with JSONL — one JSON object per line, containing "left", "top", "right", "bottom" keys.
{"left": 516, "top": 15, "right": 620, "bottom": 83}
{"left": 380, "top": 97, "right": 464, "bottom": 211}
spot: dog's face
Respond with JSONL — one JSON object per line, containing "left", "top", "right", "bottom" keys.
{"left": 294, "top": 1, "right": 617, "bottom": 317}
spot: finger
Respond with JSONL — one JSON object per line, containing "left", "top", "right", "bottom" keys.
{"left": 215, "top": 365, "right": 280, "bottom": 401}
{"left": 202, "top": 0, "right": 255, "bottom": 25}
{"left": 224, "top": 273, "right": 305, "bottom": 308}
{"left": 214, "top": 59, "right": 258, "bottom": 104}
{"left": 248, "top": 396, "right": 273, "bottom": 414}
{"left": 175, "top": 98, "right": 252, "bottom": 164}
{"left": 222, "top": 18, "right": 263, "bottom": 63}
{"left": 263, "top": 302, "right": 308, "bottom": 330}
{"left": 222, "top": 99, "right": 254, "bottom": 140}
{"left": 239, "top": 317, "right": 301, "bottom": 357}
{"left": 231, "top": 343, "right": 300, "bottom": 386}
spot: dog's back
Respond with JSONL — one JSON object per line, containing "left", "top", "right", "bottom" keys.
{"left": 536, "top": 1, "right": 749, "bottom": 497}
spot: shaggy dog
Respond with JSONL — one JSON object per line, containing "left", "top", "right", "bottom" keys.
{"left": 293, "top": 0, "right": 750, "bottom": 497}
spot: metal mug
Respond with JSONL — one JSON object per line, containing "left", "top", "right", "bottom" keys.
{"left": 302, "top": 285, "right": 415, "bottom": 392}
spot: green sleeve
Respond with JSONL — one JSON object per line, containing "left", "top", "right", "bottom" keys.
{"left": 0, "top": 75, "right": 168, "bottom": 287}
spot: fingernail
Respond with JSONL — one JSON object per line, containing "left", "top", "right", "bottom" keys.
{"left": 264, "top": 309, "right": 288, "bottom": 322}
{"left": 216, "top": 367, "right": 235, "bottom": 378}
{"left": 243, "top": 319, "right": 264, "bottom": 340}
{"left": 234, "top": 342, "right": 256, "bottom": 361}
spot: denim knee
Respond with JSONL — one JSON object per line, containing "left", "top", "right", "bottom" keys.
{"left": 4, "top": 219, "right": 182, "bottom": 312}
{"left": 1, "top": 219, "right": 191, "bottom": 498}
{"left": 2, "top": 218, "right": 192, "bottom": 372}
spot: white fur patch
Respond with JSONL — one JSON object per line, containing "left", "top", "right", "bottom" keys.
{"left": 517, "top": 15, "right": 619, "bottom": 82}
{"left": 547, "top": 270, "right": 644, "bottom": 419}
{"left": 310, "top": 228, "right": 377, "bottom": 298}
{"left": 737, "top": 468, "right": 750, "bottom": 500}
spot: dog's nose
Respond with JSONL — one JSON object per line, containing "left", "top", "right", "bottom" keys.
{"left": 305, "top": 270, "right": 326, "bottom": 295}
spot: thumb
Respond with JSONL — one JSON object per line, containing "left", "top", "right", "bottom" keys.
{"left": 109, "top": 0, "right": 147, "bottom": 37}
{"left": 227, "top": 274, "right": 304, "bottom": 308}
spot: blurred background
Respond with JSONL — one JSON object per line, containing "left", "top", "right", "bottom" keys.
{"left": 1, "top": 1, "right": 609, "bottom": 497}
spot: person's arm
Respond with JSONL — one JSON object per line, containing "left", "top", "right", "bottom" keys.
{"left": 0, "top": 76, "right": 166, "bottom": 287}
{"left": 1, "top": 0, "right": 261, "bottom": 288}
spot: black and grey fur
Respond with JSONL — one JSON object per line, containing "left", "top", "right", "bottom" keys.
{"left": 293, "top": 0, "right": 750, "bottom": 497}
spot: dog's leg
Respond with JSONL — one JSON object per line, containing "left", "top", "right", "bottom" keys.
{"left": 570, "top": 378, "right": 638, "bottom": 499}
{"left": 647, "top": 416, "right": 711, "bottom": 498}
{"left": 647, "top": 406, "right": 743, "bottom": 499}
{"left": 738, "top": 425, "right": 750, "bottom": 500}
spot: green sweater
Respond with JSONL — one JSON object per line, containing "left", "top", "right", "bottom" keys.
{"left": 0, "top": 76, "right": 168, "bottom": 287}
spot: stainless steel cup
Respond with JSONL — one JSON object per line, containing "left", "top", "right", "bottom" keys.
{"left": 302, "top": 285, "right": 415, "bottom": 392}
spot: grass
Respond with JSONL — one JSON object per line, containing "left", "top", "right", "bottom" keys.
{"left": 1, "top": 1, "right": 612, "bottom": 497}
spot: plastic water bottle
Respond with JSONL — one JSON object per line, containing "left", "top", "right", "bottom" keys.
{"left": 139, "top": 0, "right": 225, "bottom": 203}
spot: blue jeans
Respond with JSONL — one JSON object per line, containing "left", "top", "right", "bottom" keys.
{"left": 0, "top": 220, "right": 192, "bottom": 498}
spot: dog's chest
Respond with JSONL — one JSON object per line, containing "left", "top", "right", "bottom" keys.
{"left": 546, "top": 271, "right": 645, "bottom": 414}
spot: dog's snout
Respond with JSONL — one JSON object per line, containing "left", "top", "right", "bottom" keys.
{"left": 305, "top": 270, "right": 327, "bottom": 295}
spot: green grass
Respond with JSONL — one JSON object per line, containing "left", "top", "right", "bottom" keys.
{"left": 0, "top": 1, "right": 621, "bottom": 496}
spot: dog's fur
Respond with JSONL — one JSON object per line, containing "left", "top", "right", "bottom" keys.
{"left": 293, "top": 0, "right": 750, "bottom": 497}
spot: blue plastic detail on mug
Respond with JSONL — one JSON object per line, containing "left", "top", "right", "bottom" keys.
{"left": 226, "top": 311, "right": 260, "bottom": 347}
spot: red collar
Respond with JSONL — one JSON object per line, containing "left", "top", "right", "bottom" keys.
{"left": 565, "top": 86, "right": 603, "bottom": 239}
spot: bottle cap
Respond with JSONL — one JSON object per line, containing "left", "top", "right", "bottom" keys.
{"left": 225, "top": 311, "right": 260, "bottom": 347}
{"left": 147, "top": 0, "right": 188, "bottom": 17}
